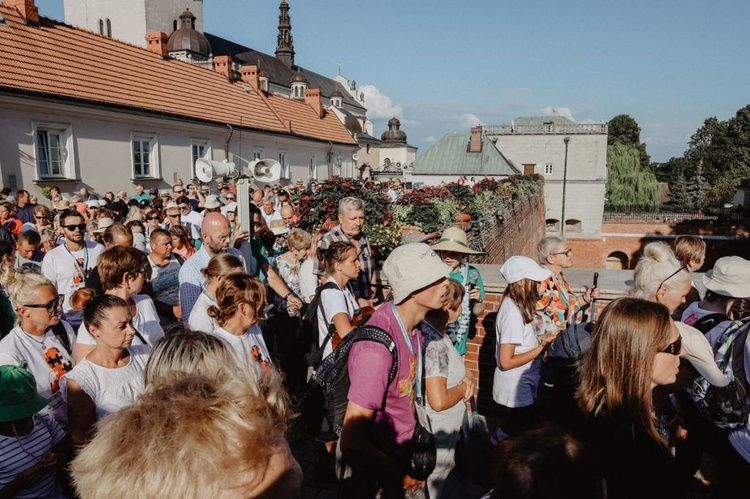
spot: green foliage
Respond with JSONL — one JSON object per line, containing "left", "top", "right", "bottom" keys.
{"left": 608, "top": 114, "right": 641, "bottom": 147}
{"left": 605, "top": 142, "right": 660, "bottom": 210}
{"left": 40, "top": 187, "right": 52, "bottom": 200}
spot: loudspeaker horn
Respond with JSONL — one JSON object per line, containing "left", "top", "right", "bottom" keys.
{"left": 250, "top": 159, "right": 282, "bottom": 183}
{"left": 352, "top": 153, "right": 359, "bottom": 161}
{"left": 195, "top": 159, "right": 236, "bottom": 183}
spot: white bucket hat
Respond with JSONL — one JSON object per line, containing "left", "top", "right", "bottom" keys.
{"left": 703, "top": 256, "right": 750, "bottom": 298}
{"left": 383, "top": 243, "right": 452, "bottom": 304}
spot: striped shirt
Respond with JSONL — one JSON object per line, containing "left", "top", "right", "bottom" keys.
{"left": 0, "top": 413, "right": 65, "bottom": 498}
{"left": 313, "top": 225, "right": 376, "bottom": 301}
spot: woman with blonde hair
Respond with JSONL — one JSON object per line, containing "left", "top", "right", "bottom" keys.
{"left": 206, "top": 274, "right": 272, "bottom": 371}
{"left": 577, "top": 297, "right": 684, "bottom": 499}
{"left": 73, "top": 245, "right": 163, "bottom": 362}
{"left": 188, "top": 253, "right": 245, "bottom": 334}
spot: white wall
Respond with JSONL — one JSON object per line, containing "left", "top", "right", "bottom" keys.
{"left": 0, "top": 95, "right": 352, "bottom": 199}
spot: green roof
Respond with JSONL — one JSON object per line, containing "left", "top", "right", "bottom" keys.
{"left": 413, "top": 132, "right": 520, "bottom": 176}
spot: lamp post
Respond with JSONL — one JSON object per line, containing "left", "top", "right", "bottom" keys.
{"left": 560, "top": 136, "right": 570, "bottom": 235}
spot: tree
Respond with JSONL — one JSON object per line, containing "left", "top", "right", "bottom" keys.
{"left": 605, "top": 142, "right": 660, "bottom": 211}
{"left": 608, "top": 114, "right": 651, "bottom": 169}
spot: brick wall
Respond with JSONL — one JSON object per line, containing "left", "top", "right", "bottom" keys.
{"left": 475, "top": 192, "right": 546, "bottom": 264}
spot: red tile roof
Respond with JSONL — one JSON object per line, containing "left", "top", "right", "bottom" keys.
{"left": 0, "top": 6, "right": 356, "bottom": 145}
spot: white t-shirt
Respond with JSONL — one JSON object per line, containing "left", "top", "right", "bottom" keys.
{"left": 211, "top": 325, "right": 271, "bottom": 371}
{"left": 62, "top": 344, "right": 150, "bottom": 421}
{"left": 492, "top": 298, "right": 540, "bottom": 408}
{"left": 676, "top": 321, "right": 729, "bottom": 387}
{"left": 41, "top": 240, "right": 104, "bottom": 326}
{"left": 181, "top": 210, "right": 204, "bottom": 241}
{"left": 188, "top": 290, "right": 217, "bottom": 334}
{"left": 0, "top": 322, "right": 77, "bottom": 427}
{"left": 76, "top": 294, "right": 164, "bottom": 347}
{"left": 0, "top": 413, "right": 66, "bottom": 499}
{"left": 317, "top": 278, "right": 357, "bottom": 359}
{"left": 261, "top": 209, "right": 282, "bottom": 227}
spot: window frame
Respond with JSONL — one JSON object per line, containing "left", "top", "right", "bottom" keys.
{"left": 130, "top": 133, "right": 160, "bottom": 180}
{"left": 190, "top": 139, "right": 211, "bottom": 179}
{"left": 32, "top": 122, "right": 76, "bottom": 180}
{"left": 278, "top": 151, "right": 289, "bottom": 179}
{"left": 544, "top": 163, "right": 553, "bottom": 175}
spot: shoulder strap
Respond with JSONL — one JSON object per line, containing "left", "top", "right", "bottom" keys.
{"left": 731, "top": 321, "right": 750, "bottom": 395}
{"left": 49, "top": 321, "right": 72, "bottom": 356}
{"left": 173, "top": 253, "right": 185, "bottom": 265}
{"left": 354, "top": 325, "right": 400, "bottom": 388}
{"left": 693, "top": 313, "right": 731, "bottom": 334}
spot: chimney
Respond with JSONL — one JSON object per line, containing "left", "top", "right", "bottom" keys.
{"left": 144, "top": 32, "right": 168, "bottom": 58}
{"left": 468, "top": 126, "right": 483, "bottom": 153}
{"left": 240, "top": 65, "right": 260, "bottom": 91}
{"left": 304, "top": 88, "right": 323, "bottom": 118}
{"left": 5, "top": 0, "right": 39, "bottom": 23}
{"left": 213, "top": 55, "right": 234, "bottom": 82}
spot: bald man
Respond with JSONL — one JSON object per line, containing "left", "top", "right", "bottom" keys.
{"left": 252, "top": 189, "right": 264, "bottom": 208}
{"left": 177, "top": 213, "right": 247, "bottom": 320}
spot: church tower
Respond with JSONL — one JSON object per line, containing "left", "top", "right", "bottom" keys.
{"left": 63, "top": 0, "right": 204, "bottom": 48}
{"left": 275, "top": 0, "right": 295, "bottom": 68}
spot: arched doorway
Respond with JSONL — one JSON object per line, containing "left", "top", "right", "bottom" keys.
{"left": 606, "top": 251, "right": 629, "bottom": 270}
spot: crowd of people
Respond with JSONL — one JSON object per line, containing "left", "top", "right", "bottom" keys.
{"left": 0, "top": 178, "right": 749, "bottom": 499}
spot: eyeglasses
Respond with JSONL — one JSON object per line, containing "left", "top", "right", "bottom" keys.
{"left": 226, "top": 197, "right": 235, "bottom": 201}
{"left": 661, "top": 335, "right": 682, "bottom": 355}
{"left": 179, "top": 205, "right": 190, "bottom": 212}
{"left": 35, "top": 216, "right": 49, "bottom": 221}
{"left": 147, "top": 216, "right": 160, "bottom": 221}
{"left": 552, "top": 249, "right": 572, "bottom": 256}
{"left": 23, "top": 294, "right": 64, "bottom": 314}
{"left": 63, "top": 223, "right": 87, "bottom": 232}
{"left": 656, "top": 265, "right": 687, "bottom": 294}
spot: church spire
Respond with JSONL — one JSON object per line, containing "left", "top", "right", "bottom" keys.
{"left": 275, "top": 0, "right": 295, "bottom": 68}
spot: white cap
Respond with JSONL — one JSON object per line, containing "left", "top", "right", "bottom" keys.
{"left": 500, "top": 256, "right": 551, "bottom": 284}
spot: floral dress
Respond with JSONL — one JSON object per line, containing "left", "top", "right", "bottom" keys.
{"left": 271, "top": 254, "right": 302, "bottom": 316}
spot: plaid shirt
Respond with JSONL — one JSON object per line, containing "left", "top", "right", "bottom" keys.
{"left": 314, "top": 225, "right": 376, "bottom": 300}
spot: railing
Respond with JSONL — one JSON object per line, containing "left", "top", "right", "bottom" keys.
{"left": 483, "top": 123, "right": 608, "bottom": 135}
{"left": 603, "top": 212, "right": 718, "bottom": 224}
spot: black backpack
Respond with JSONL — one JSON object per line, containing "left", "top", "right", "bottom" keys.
{"left": 693, "top": 318, "right": 750, "bottom": 429}
{"left": 300, "top": 325, "right": 399, "bottom": 440}
{"left": 300, "top": 281, "right": 340, "bottom": 368}
{"left": 692, "top": 312, "right": 731, "bottom": 334}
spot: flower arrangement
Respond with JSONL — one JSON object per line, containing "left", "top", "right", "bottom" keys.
{"left": 394, "top": 185, "right": 452, "bottom": 234}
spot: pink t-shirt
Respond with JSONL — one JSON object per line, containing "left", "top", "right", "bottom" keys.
{"left": 347, "top": 303, "right": 418, "bottom": 455}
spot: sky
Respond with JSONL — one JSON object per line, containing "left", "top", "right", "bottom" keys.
{"left": 37, "top": 0, "right": 750, "bottom": 163}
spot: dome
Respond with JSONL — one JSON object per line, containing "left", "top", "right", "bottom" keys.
{"left": 290, "top": 71, "right": 308, "bottom": 84}
{"left": 381, "top": 117, "right": 407, "bottom": 143}
{"left": 167, "top": 9, "right": 211, "bottom": 57}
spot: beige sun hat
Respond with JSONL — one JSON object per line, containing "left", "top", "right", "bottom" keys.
{"left": 703, "top": 256, "right": 750, "bottom": 299}
{"left": 269, "top": 219, "right": 290, "bottom": 236}
{"left": 92, "top": 217, "right": 115, "bottom": 234}
{"left": 431, "top": 226, "right": 483, "bottom": 255}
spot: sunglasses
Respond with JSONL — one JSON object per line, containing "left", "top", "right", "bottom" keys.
{"left": 35, "top": 216, "right": 50, "bottom": 221}
{"left": 23, "top": 294, "right": 64, "bottom": 313}
{"left": 147, "top": 216, "right": 160, "bottom": 221}
{"left": 63, "top": 223, "right": 87, "bottom": 232}
{"left": 226, "top": 197, "right": 235, "bottom": 201}
{"left": 661, "top": 335, "right": 682, "bottom": 355}
{"left": 657, "top": 265, "right": 687, "bottom": 294}
{"left": 167, "top": 213, "right": 181, "bottom": 218}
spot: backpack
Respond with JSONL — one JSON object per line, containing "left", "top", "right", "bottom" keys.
{"left": 692, "top": 312, "right": 731, "bottom": 334}
{"left": 692, "top": 318, "right": 750, "bottom": 430}
{"left": 300, "top": 281, "right": 340, "bottom": 369}
{"left": 300, "top": 325, "right": 398, "bottom": 441}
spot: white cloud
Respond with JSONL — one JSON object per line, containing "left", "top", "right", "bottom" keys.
{"left": 459, "top": 113, "right": 484, "bottom": 129}
{"left": 541, "top": 106, "right": 576, "bottom": 122}
{"left": 400, "top": 119, "right": 421, "bottom": 126}
{"left": 425, "top": 136, "right": 437, "bottom": 143}
{"left": 360, "top": 85, "right": 403, "bottom": 119}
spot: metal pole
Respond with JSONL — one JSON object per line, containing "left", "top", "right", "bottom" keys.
{"left": 561, "top": 136, "right": 570, "bottom": 235}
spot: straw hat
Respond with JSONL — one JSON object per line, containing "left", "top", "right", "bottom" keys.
{"left": 269, "top": 219, "right": 290, "bottom": 236}
{"left": 431, "top": 226, "right": 483, "bottom": 255}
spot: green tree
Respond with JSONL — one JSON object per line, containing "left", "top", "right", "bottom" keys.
{"left": 608, "top": 114, "right": 651, "bottom": 169}
{"left": 605, "top": 142, "right": 660, "bottom": 210}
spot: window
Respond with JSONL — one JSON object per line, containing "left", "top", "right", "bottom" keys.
{"left": 544, "top": 163, "right": 553, "bottom": 175}
{"left": 33, "top": 123, "right": 75, "bottom": 179}
{"left": 191, "top": 139, "right": 211, "bottom": 178}
{"left": 545, "top": 218, "right": 560, "bottom": 232}
{"left": 308, "top": 155, "right": 316, "bottom": 180}
{"left": 98, "top": 19, "right": 104, "bottom": 35}
{"left": 105, "top": 19, "right": 111, "bottom": 37}
{"left": 278, "top": 152, "right": 289, "bottom": 179}
{"left": 131, "top": 134, "right": 159, "bottom": 179}
{"left": 523, "top": 164, "right": 535, "bottom": 175}
{"left": 253, "top": 149, "right": 262, "bottom": 161}
{"left": 565, "top": 219, "right": 582, "bottom": 233}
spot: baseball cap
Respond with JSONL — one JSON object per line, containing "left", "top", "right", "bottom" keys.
{"left": 149, "top": 187, "right": 159, "bottom": 195}
{"left": 383, "top": 243, "right": 451, "bottom": 304}
{"left": 500, "top": 255, "right": 551, "bottom": 284}
{"left": 0, "top": 365, "right": 49, "bottom": 422}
